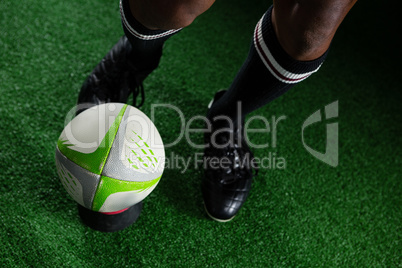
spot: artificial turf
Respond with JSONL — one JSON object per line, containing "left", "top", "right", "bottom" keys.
{"left": 0, "top": 0, "right": 401, "bottom": 266}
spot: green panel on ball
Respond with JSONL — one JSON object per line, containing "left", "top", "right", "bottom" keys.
{"left": 57, "top": 104, "right": 127, "bottom": 175}
{"left": 92, "top": 175, "right": 161, "bottom": 212}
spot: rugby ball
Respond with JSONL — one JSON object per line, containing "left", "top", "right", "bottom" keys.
{"left": 55, "top": 103, "right": 165, "bottom": 213}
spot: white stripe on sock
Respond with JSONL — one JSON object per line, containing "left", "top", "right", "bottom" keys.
{"left": 120, "top": 0, "right": 181, "bottom": 41}
{"left": 253, "top": 14, "right": 322, "bottom": 84}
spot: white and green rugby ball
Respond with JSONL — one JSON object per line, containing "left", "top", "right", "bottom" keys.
{"left": 55, "top": 103, "right": 165, "bottom": 213}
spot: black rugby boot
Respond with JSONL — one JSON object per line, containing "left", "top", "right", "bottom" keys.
{"left": 77, "top": 35, "right": 160, "bottom": 114}
{"left": 202, "top": 90, "right": 258, "bottom": 222}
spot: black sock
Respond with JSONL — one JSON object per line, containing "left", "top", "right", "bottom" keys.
{"left": 120, "top": 0, "right": 181, "bottom": 71}
{"left": 207, "top": 6, "right": 329, "bottom": 127}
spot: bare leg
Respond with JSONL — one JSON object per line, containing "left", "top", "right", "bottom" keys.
{"left": 273, "top": 0, "right": 357, "bottom": 60}
{"left": 129, "top": 0, "right": 216, "bottom": 30}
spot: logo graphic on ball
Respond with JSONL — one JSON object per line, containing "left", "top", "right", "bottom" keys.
{"left": 55, "top": 103, "right": 165, "bottom": 213}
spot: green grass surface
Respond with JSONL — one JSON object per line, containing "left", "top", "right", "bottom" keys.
{"left": 1, "top": 0, "right": 401, "bottom": 266}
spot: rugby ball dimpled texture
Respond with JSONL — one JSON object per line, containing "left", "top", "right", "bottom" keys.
{"left": 55, "top": 103, "right": 165, "bottom": 213}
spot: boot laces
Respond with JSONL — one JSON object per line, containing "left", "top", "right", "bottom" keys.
{"left": 206, "top": 130, "right": 258, "bottom": 184}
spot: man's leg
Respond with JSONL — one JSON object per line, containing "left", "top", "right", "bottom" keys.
{"left": 75, "top": 0, "right": 216, "bottom": 230}
{"left": 77, "top": 0, "right": 215, "bottom": 111}
{"left": 203, "top": 0, "right": 357, "bottom": 221}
